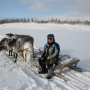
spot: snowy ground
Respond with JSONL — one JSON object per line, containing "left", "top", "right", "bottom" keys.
{"left": 0, "top": 23, "right": 90, "bottom": 90}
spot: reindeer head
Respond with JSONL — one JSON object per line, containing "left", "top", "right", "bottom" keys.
{"left": 6, "top": 33, "right": 13, "bottom": 37}
{"left": 6, "top": 33, "right": 14, "bottom": 40}
{"left": 0, "top": 38, "right": 9, "bottom": 46}
{"left": 8, "top": 39, "right": 17, "bottom": 47}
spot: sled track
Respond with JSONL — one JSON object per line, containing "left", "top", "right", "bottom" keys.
{"left": 0, "top": 51, "right": 90, "bottom": 90}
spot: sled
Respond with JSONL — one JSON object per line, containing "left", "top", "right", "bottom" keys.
{"left": 53, "top": 56, "right": 80, "bottom": 81}
{"left": 33, "top": 50, "right": 86, "bottom": 81}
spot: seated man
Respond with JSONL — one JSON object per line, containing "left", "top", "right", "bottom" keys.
{"left": 38, "top": 34, "right": 60, "bottom": 79}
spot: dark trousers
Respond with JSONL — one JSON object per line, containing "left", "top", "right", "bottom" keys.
{"left": 38, "top": 58, "right": 53, "bottom": 71}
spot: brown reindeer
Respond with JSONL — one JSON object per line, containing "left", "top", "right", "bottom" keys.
{"left": 0, "top": 38, "right": 13, "bottom": 56}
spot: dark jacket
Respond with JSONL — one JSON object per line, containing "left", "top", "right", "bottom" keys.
{"left": 42, "top": 42, "right": 59, "bottom": 63}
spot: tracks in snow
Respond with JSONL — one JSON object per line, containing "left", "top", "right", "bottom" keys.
{"left": 0, "top": 51, "right": 90, "bottom": 90}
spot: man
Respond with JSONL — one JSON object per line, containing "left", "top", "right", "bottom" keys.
{"left": 38, "top": 34, "right": 60, "bottom": 79}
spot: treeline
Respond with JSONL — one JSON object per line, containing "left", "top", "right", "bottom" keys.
{"left": 0, "top": 18, "right": 90, "bottom": 25}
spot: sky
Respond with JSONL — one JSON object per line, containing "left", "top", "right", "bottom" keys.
{"left": 0, "top": 0, "right": 90, "bottom": 20}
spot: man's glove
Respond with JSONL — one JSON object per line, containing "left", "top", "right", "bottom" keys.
{"left": 47, "top": 57, "right": 53, "bottom": 64}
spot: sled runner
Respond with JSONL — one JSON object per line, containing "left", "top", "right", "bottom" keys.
{"left": 53, "top": 56, "right": 80, "bottom": 81}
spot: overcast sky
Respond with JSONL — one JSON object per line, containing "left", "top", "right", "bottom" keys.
{"left": 0, "top": 0, "right": 90, "bottom": 20}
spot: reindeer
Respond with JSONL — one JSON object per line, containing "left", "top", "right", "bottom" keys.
{"left": 6, "top": 33, "right": 34, "bottom": 55}
{"left": 0, "top": 38, "right": 13, "bottom": 56}
{"left": 6, "top": 33, "right": 33, "bottom": 41}
{"left": 13, "top": 34, "right": 34, "bottom": 46}
{"left": 8, "top": 35, "right": 34, "bottom": 63}
{"left": 6, "top": 33, "right": 34, "bottom": 46}
{"left": 21, "top": 41, "right": 33, "bottom": 67}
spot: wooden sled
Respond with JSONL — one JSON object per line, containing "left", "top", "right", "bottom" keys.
{"left": 33, "top": 50, "right": 87, "bottom": 81}
{"left": 54, "top": 57, "right": 80, "bottom": 81}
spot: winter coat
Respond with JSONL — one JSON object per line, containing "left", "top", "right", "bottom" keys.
{"left": 42, "top": 43, "right": 59, "bottom": 63}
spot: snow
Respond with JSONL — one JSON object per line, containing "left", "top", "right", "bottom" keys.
{"left": 0, "top": 23, "right": 90, "bottom": 90}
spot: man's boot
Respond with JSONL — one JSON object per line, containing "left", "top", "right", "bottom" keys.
{"left": 38, "top": 64, "right": 47, "bottom": 74}
{"left": 47, "top": 75, "right": 52, "bottom": 79}
{"left": 38, "top": 69, "right": 48, "bottom": 74}
{"left": 47, "top": 65, "right": 53, "bottom": 79}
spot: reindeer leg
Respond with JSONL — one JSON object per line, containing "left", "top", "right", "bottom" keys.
{"left": 22, "top": 51, "right": 26, "bottom": 67}
{"left": 25, "top": 52, "right": 27, "bottom": 63}
{"left": 21, "top": 52, "right": 24, "bottom": 64}
{"left": 28, "top": 53, "right": 33, "bottom": 68}
{"left": 14, "top": 53, "right": 18, "bottom": 63}
{"left": 28, "top": 61, "right": 33, "bottom": 69}
{"left": 27, "top": 53, "right": 31, "bottom": 68}
{"left": 9, "top": 50, "right": 10, "bottom": 56}
{"left": 13, "top": 52, "right": 15, "bottom": 58}
{"left": 28, "top": 62, "right": 31, "bottom": 68}
{"left": 11, "top": 50, "right": 12, "bottom": 56}
{"left": 10, "top": 50, "right": 11, "bottom": 56}
{"left": 21, "top": 52, "right": 26, "bottom": 67}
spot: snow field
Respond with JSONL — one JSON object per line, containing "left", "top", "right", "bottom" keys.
{"left": 0, "top": 23, "right": 90, "bottom": 90}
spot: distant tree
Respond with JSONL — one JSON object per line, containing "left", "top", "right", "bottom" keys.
{"left": 24, "top": 18, "right": 27, "bottom": 22}
{"left": 57, "top": 19, "right": 61, "bottom": 23}
{"left": 31, "top": 18, "right": 34, "bottom": 22}
{"left": 21, "top": 18, "right": 24, "bottom": 22}
{"left": 2, "top": 19, "right": 5, "bottom": 23}
{"left": 55, "top": 18, "right": 57, "bottom": 23}
{"left": 28, "top": 18, "right": 30, "bottom": 22}
{"left": 35, "top": 18, "right": 37, "bottom": 22}
{"left": 51, "top": 17, "right": 54, "bottom": 22}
